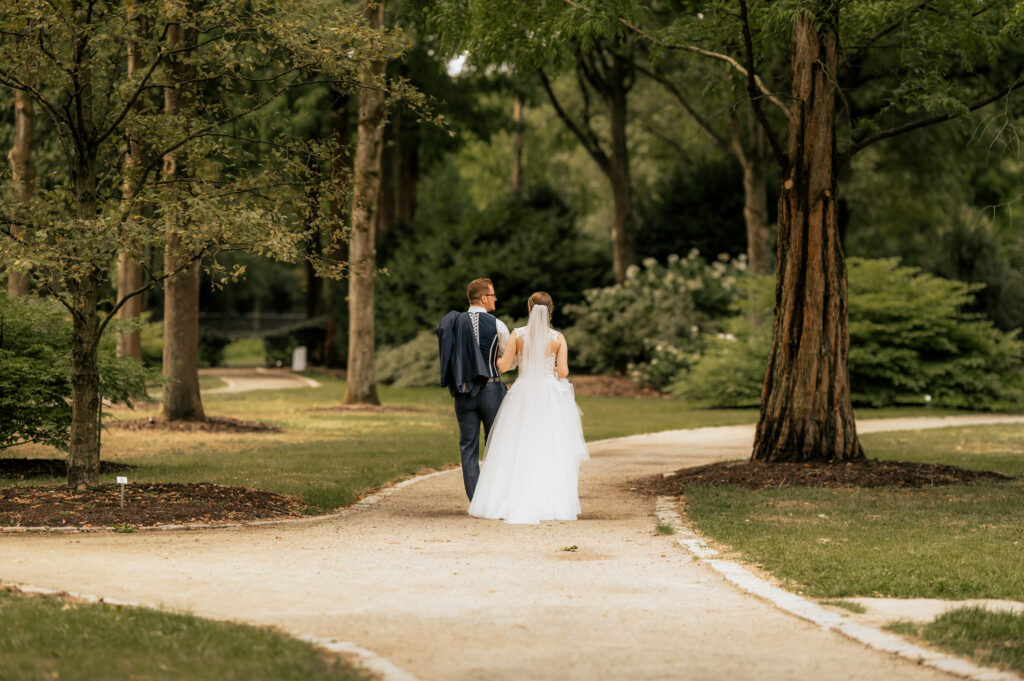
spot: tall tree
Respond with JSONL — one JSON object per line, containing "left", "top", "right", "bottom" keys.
{"left": 6, "top": 71, "right": 32, "bottom": 296}
{"left": 343, "top": 0, "right": 387, "bottom": 405}
{"left": 159, "top": 0, "right": 204, "bottom": 421}
{"left": 608, "top": 0, "right": 1024, "bottom": 461}
{"left": 116, "top": 0, "right": 147, "bottom": 360}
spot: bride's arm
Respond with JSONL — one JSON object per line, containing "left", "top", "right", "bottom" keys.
{"left": 555, "top": 333, "right": 569, "bottom": 379}
{"left": 497, "top": 331, "right": 520, "bottom": 373}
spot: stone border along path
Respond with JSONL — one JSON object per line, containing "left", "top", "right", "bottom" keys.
{"left": 2, "top": 414, "right": 1023, "bottom": 681}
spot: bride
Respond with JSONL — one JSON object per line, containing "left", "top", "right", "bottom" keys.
{"left": 468, "top": 292, "right": 589, "bottom": 524}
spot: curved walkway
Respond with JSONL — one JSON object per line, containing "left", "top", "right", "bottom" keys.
{"left": 201, "top": 367, "right": 320, "bottom": 393}
{"left": 2, "top": 415, "right": 1022, "bottom": 681}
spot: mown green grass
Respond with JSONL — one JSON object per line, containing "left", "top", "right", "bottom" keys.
{"left": 886, "top": 607, "right": 1024, "bottom": 674}
{"left": 0, "top": 590, "right": 368, "bottom": 681}
{"left": 683, "top": 424, "right": 1024, "bottom": 600}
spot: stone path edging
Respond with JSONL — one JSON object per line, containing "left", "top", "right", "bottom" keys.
{"left": 654, "top": 497, "right": 1024, "bottom": 681}
{"left": 2, "top": 582, "right": 423, "bottom": 681}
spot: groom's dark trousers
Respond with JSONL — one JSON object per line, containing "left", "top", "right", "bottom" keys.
{"left": 454, "top": 380, "right": 505, "bottom": 500}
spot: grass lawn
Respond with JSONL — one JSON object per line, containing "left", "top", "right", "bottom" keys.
{"left": 0, "top": 590, "right": 367, "bottom": 681}
{"left": 886, "top": 607, "right": 1024, "bottom": 675}
{"left": 683, "top": 425, "right": 1024, "bottom": 600}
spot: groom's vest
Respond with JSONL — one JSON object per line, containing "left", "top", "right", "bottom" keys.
{"left": 468, "top": 311, "right": 501, "bottom": 380}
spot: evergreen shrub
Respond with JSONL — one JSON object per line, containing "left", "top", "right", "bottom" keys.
{"left": 678, "top": 259, "right": 1024, "bottom": 409}
{"left": 0, "top": 293, "right": 152, "bottom": 451}
{"left": 563, "top": 251, "right": 746, "bottom": 389}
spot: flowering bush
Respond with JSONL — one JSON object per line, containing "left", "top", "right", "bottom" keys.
{"left": 564, "top": 250, "right": 747, "bottom": 389}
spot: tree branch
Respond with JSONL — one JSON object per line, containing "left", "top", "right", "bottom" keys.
{"left": 632, "top": 62, "right": 731, "bottom": 151}
{"left": 842, "top": 74, "right": 1024, "bottom": 161}
{"left": 738, "top": 0, "right": 787, "bottom": 170}
{"left": 537, "top": 68, "right": 611, "bottom": 175}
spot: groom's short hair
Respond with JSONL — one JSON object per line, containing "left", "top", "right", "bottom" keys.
{"left": 467, "top": 278, "right": 493, "bottom": 303}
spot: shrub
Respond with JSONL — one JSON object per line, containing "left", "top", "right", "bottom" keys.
{"left": 564, "top": 250, "right": 747, "bottom": 389}
{"left": 677, "top": 259, "right": 1024, "bottom": 409}
{"left": 376, "top": 330, "right": 440, "bottom": 388}
{"left": 0, "top": 293, "right": 152, "bottom": 451}
{"left": 261, "top": 317, "right": 326, "bottom": 368}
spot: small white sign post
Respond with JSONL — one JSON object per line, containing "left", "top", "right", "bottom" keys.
{"left": 116, "top": 476, "right": 128, "bottom": 508}
{"left": 292, "top": 345, "right": 308, "bottom": 372}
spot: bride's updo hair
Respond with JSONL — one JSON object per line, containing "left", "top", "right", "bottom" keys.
{"left": 527, "top": 291, "right": 554, "bottom": 318}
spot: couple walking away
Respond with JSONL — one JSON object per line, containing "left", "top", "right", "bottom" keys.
{"left": 437, "top": 278, "right": 589, "bottom": 525}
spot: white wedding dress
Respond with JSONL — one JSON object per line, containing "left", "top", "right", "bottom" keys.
{"left": 468, "top": 305, "right": 589, "bottom": 524}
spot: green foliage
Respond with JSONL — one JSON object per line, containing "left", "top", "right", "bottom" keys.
{"left": 0, "top": 293, "right": 151, "bottom": 451}
{"left": 679, "top": 259, "right": 1024, "bottom": 409}
{"left": 261, "top": 317, "right": 326, "bottom": 368}
{"left": 564, "top": 251, "right": 746, "bottom": 388}
{"left": 376, "top": 183, "right": 610, "bottom": 346}
{"left": 634, "top": 155, "right": 767, "bottom": 264}
{"left": 376, "top": 329, "right": 439, "bottom": 388}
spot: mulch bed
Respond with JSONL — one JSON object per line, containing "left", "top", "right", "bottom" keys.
{"left": 0, "top": 482, "right": 304, "bottom": 528}
{"left": 107, "top": 416, "right": 282, "bottom": 433}
{"left": 0, "top": 458, "right": 134, "bottom": 480}
{"left": 638, "top": 459, "right": 1015, "bottom": 495}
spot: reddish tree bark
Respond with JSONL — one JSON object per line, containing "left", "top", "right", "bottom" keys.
{"left": 751, "top": 4, "right": 863, "bottom": 462}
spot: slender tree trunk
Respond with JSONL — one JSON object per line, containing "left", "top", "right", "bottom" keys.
{"left": 395, "top": 111, "right": 418, "bottom": 228}
{"left": 607, "top": 55, "right": 635, "bottom": 284}
{"left": 741, "top": 147, "right": 772, "bottom": 275}
{"left": 7, "top": 83, "right": 34, "bottom": 296}
{"left": 751, "top": 5, "right": 863, "bottom": 463}
{"left": 512, "top": 95, "right": 524, "bottom": 190}
{"left": 343, "top": 0, "right": 386, "bottom": 405}
{"left": 324, "top": 92, "right": 352, "bottom": 368}
{"left": 117, "top": 3, "right": 146, "bottom": 360}
{"left": 160, "top": 5, "right": 205, "bottom": 421}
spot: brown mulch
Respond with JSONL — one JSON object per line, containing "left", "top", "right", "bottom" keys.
{"left": 0, "top": 482, "right": 304, "bottom": 528}
{"left": 638, "top": 459, "right": 1015, "bottom": 495}
{"left": 570, "top": 375, "right": 667, "bottom": 398}
{"left": 0, "top": 458, "right": 134, "bottom": 480}
{"left": 107, "top": 416, "right": 282, "bottom": 433}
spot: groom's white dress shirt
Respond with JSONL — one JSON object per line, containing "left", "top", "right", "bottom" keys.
{"left": 468, "top": 305, "right": 510, "bottom": 356}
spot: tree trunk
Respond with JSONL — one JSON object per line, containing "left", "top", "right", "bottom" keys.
{"left": 343, "top": 0, "right": 386, "bottom": 406}
{"left": 68, "top": 276, "right": 101, "bottom": 489}
{"left": 607, "top": 55, "right": 635, "bottom": 284}
{"left": 512, "top": 95, "right": 524, "bottom": 190}
{"left": 6, "top": 83, "right": 34, "bottom": 296}
{"left": 395, "top": 110, "right": 418, "bottom": 228}
{"left": 741, "top": 124, "right": 772, "bottom": 276}
{"left": 324, "top": 92, "right": 352, "bottom": 368}
{"left": 751, "top": 6, "right": 863, "bottom": 463}
{"left": 67, "top": 155, "right": 102, "bottom": 489}
{"left": 160, "top": 6, "right": 205, "bottom": 421}
{"left": 117, "top": 3, "right": 146, "bottom": 360}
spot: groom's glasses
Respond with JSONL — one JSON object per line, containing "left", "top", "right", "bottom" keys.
{"left": 481, "top": 293, "right": 497, "bottom": 299}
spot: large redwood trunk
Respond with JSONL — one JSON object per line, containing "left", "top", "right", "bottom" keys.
{"left": 751, "top": 5, "right": 863, "bottom": 463}
{"left": 117, "top": 2, "right": 146, "bottom": 360}
{"left": 607, "top": 54, "right": 635, "bottom": 284}
{"left": 6, "top": 83, "right": 34, "bottom": 296}
{"left": 160, "top": 6, "right": 205, "bottom": 421}
{"left": 342, "top": 0, "right": 386, "bottom": 405}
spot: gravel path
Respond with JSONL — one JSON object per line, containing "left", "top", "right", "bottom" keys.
{"left": 201, "top": 367, "right": 320, "bottom": 393}
{"left": 2, "top": 415, "right": 1022, "bottom": 681}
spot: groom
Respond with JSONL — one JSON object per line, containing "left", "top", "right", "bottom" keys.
{"left": 437, "top": 278, "right": 510, "bottom": 500}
